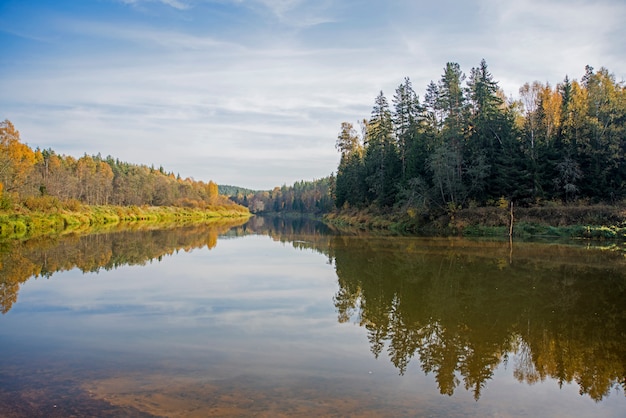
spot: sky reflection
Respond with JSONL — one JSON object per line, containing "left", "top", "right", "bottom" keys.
{"left": 1, "top": 225, "right": 625, "bottom": 417}
{"left": 4, "top": 234, "right": 371, "bottom": 380}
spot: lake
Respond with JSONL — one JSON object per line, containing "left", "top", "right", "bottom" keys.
{"left": 0, "top": 216, "right": 625, "bottom": 417}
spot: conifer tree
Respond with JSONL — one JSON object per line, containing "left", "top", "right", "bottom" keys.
{"left": 364, "top": 91, "right": 400, "bottom": 207}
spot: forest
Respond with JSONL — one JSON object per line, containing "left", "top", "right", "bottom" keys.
{"left": 0, "top": 117, "right": 329, "bottom": 217}
{"left": 0, "top": 119, "right": 239, "bottom": 211}
{"left": 333, "top": 61, "right": 626, "bottom": 213}
{"left": 227, "top": 177, "right": 334, "bottom": 215}
{"left": 3, "top": 61, "right": 625, "bottom": 222}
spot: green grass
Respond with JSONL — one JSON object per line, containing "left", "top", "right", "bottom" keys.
{"left": 0, "top": 204, "right": 251, "bottom": 239}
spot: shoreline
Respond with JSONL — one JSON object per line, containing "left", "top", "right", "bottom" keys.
{"left": 324, "top": 204, "right": 626, "bottom": 241}
{"left": 0, "top": 204, "right": 251, "bottom": 240}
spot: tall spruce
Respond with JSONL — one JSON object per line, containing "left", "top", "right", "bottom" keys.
{"left": 365, "top": 91, "right": 400, "bottom": 207}
{"left": 465, "top": 59, "right": 523, "bottom": 202}
{"left": 392, "top": 78, "right": 423, "bottom": 181}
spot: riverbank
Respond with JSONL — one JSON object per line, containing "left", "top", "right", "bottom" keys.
{"left": 324, "top": 204, "right": 626, "bottom": 240}
{"left": 0, "top": 204, "right": 251, "bottom": 239}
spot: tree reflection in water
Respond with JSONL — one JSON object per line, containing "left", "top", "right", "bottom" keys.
{"left": 1, "top": 216, "right": 625, "bottom": 403}
{"left": 328, "top": 236, "right": 626, "bottom": 401}
{"left": 221, "top": 216, "right": 626, "bottom": 402}
{"left": 0, "top": 219, "right": 248, "bottom": 314}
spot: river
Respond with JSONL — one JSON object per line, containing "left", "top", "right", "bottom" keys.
{"left": 0, "top": 216, "right": 624, "bottom": 417}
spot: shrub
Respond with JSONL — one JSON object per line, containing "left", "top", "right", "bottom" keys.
{"left": 23, "top": 195, "right": 61, "bottom": 211}
{"left": 0, "top": 194, "right": 12, "bottom": 211}
{"left": 63, "top": 199, "right": 83, "bottom": 211}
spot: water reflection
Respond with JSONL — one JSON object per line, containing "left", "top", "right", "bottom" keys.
{"left": 1, "top": 215, "right": 625, "bottom": 412}
{"left": 235, "top": 218, "right": 626, "bottom": 402}
{"left": 0, "top": 219, "right": 248, "bottom": 314}
{"left": 326, "top": 236, "right": 626, "bottom": 401}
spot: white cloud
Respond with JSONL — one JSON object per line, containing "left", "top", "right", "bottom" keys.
{"left": 2, "top": 0, "right": 625, "bottom": 189}
{"left": 247, "top": 0, "right": 337, "bottom": 27}
{"left": 120, "top": 0, "right": 191, "bottom": 10}
{"left": 475, "top": 0, "right": 626, "bottom": 91}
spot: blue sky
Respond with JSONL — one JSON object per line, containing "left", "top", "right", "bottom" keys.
{"left": 1, "top": 0, "right": 625, "bottom": 190}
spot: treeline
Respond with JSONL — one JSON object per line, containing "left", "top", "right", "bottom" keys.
{"left": 218, "top": 184, "right": 256, "bottom": 198}
{"left": 229, "top": 177, "right": 334, "bottom": 214}
{"left": 0, "top": 119, "right": 238, "bottom": 210}
{"left": 334, "top": 61, "right": 626, "bottom": 213}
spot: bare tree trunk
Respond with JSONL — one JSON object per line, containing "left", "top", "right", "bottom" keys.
{"left": 509, "top": 201, "right": 514, "bottom": 237}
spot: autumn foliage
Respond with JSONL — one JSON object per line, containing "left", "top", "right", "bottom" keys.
{"left": 0, "top": 119, "right": 239, "bottom": 212}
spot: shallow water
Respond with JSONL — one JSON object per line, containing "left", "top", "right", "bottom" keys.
{"left": 0, "top": 218, "right": 624, "bottom": 417}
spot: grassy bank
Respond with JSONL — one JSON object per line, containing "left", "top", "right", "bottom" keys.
{"left": 325, "top": 204, "right": 626, "bottom": 240}
{"left": 0, "top": 204, "right": 251, "bottom": 239}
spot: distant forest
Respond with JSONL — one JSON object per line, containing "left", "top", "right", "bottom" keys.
{"left": 226, "top": 178, "right": 334, "bottom": 215}
{"left": 0, "top": 119, "right": 235, "bottom": 210}
{"left": 333, "top": 61, "right": 626, "bottom": 213}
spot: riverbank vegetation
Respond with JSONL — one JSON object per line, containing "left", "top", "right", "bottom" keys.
{"left": 0, "top": 203, "right": 250, "bottom": 239}
{"left": 329, "top": 61, "right": 626, "bottom": 236}
{"left": 325, "top": 204, "right": 626, "bottom": 240}
{"left": 0, "top": 119, "right": 249, "bottom": 238}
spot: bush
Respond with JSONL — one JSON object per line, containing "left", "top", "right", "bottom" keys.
{"left": 23, "top": 196, "right": 61, "bottom": 211}
{"left": 0, "top": 194, "right": 12, "bottom": 211}
{"left": 63, "top": 199, "right": 83, "bottom": 211}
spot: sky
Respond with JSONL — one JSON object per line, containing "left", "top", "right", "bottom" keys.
{"left": 1, "top": 0, "right": 625, "bottom": 190}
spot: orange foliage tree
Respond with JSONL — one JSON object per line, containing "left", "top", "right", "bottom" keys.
{"left": 0, "top": 119, "right": 36, "bottom": 196}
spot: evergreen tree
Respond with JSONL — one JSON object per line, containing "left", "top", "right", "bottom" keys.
{"left": 392, "top": 78, "right": 423, "bottom": 181}
{"left": 438, "top": 62, "right": 466, "bottom": 123}
{"left": 364, "top": 91, "right": 400, "bottom": 207}
{"left": 335, "top": 122, "right": 366, "bottom": 208}
{"left": 438, "top": 63, "right": 467, "bottom": 198}
{"left": 465, "top": 59, "right": 522, "bottom": 202}
{"left": 424, "top": 81, "right": 442, "bottom": 129}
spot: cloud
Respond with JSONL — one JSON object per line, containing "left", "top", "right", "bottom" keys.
{"left": 69, "top": 21, "right": 242, "bottom": 51}
{"left": 254, "top": 0, "right": 337, "bottom": 27}
{"left": 2, "top": 0, "right": 625, "bottom": 189}
{"left": 474, "top": 0, "right": 626, "bottom": 87}
{"left": 120, "top": 0, "right": 191, "bottom": 10}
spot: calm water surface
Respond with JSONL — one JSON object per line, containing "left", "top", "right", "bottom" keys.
{"left": 0, "top": 217, "right": 625, "bottom": 417}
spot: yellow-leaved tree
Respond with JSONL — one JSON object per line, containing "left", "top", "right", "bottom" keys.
{"left": 0, "top": 119, "right": 36, "bottom": 196}
{"left": 207, "top": 180, "right": 219, "bottom": 204}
